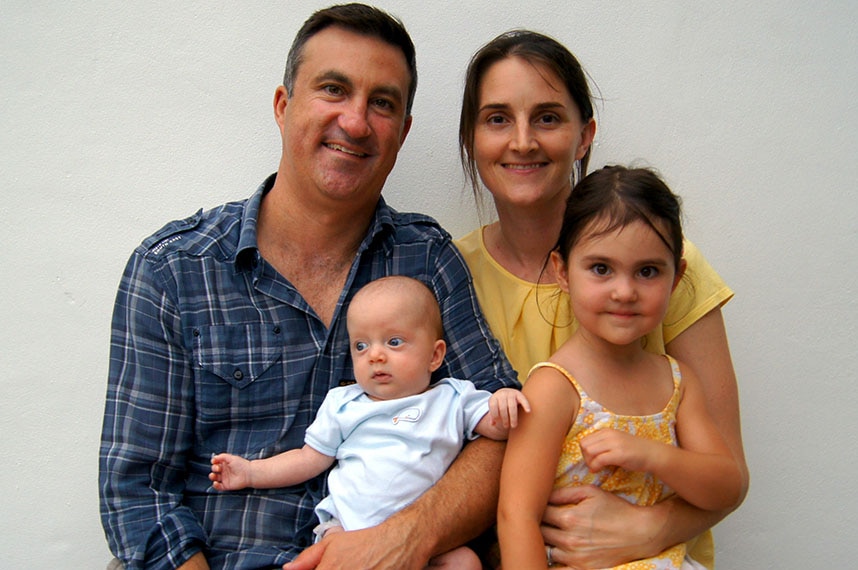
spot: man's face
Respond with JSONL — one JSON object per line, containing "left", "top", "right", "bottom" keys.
{"left": 275, "top": 26, "right": 412, "bottom": 211}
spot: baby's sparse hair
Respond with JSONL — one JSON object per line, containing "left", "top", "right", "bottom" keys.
{"left": 555, "top": 166, "right": 684, "bottom": 271}
{"left": 348, "top": 276, "right": 443, "bottom": 338}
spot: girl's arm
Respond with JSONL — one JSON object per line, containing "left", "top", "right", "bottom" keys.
{"left": 579, "top": 363, "right": 743, "bottom": 511}
{"left": 497, "top": 368, "right": 576, "bottom": 570}
{"left": 541, "top": 308, "right": 749, "bottom": 568}
{"left": 210, "top": 445, "right": 334, "bottom": 490}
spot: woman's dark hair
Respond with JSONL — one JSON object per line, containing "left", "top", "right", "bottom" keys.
{"left": 459, "top": 30, "right": 594, "bottom": 202}
{"left": 283, "top": 3, "right": 417, "bottom": 115}
{"left": 555, "top": 166, "right": 684, "bottom": 271}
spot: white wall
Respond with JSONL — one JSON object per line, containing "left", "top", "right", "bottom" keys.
{"left": 2, "top": 1, "right": 855, "bottom": 567}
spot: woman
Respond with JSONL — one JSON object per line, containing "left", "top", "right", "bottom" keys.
{"left": 454, "top": 30, "right": 748, "bottom": 569}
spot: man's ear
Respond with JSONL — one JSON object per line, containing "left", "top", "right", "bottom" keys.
{"left": 399, "top": 114, "right": 413, "bottom": 146}
{"left": 273, "top": 85, "right": 289, "bottom": 131}
{"left": 551, "top": 251, "right": 570, "bottom": 293}
{"left": 428, "top": 339, "right": 446, "bottom": 373}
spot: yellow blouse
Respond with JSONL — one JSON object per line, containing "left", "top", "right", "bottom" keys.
{"left": 455, "top": 227, "right": 734, "bottom": 569}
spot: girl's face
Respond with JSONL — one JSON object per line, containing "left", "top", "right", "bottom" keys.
{"left": 552, "top": 218, "right": 686, "bottom": 348}
{"left": 472, "top": 56, "right": 595, "bottom": 212}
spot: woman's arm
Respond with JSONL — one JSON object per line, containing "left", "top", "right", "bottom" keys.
{"left": 542, "top": 308, "right": 749, "bottom": 568}
{"left": 498, "top": 370, "right": 575, "bottom": 569}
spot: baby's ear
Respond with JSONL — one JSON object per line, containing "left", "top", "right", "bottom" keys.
{"left": 429, "top": 339, "right": 446, "bottom": 373}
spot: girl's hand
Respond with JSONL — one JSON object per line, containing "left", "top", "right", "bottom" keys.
{"left": 579, "top": 428, "right": 663, "bottom": 473}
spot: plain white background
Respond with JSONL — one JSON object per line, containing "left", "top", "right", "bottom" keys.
{"left": 2, "top": 1, "right": 856, "bottom": 567}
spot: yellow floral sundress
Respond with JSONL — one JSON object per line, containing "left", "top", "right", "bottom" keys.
{"left": 529, "top": 356, "right": 693, "bottom": 570}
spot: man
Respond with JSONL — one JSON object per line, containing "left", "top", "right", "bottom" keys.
{"left": 99, "top": 4, "right": 517, "bottom": 570}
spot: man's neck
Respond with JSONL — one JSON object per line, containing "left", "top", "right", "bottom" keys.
{"left": 256, "top": 179, "right": 376, "bottom": 326}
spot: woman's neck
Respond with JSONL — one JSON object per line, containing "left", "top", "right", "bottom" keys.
{"left": 484, "top": 205, "right": 563, "bottom": 283}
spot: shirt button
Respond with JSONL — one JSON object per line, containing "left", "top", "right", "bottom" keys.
{"left": 233, "top": 369, "right": 244, "bottom": 381}
{"left": 273, "top": 326, "right": 281, "bottom": 334}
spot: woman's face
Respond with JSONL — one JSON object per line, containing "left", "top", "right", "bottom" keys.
{"left": 473, "top": 56, "right": 594, "bottom": 212}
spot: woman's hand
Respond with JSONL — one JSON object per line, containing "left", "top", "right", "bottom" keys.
{"left": 540, "top": 485, "right": 663, "bottom": 569}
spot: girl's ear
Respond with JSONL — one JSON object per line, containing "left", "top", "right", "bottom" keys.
{"left": 428, "top": 339, "right": 447, "bottom": 373}
{"left": 673, "top": 258, "right": 688, "bottom": 291}
{"left": 551, "top": 250, "right": 571, "bottom": 293}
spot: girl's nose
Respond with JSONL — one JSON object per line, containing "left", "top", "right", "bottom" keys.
{"left": 611, "top": 277, "right": 638, "bottom": 302}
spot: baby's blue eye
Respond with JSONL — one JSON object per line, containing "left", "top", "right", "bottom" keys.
{"left": 388, "top": 338, "right": 404, "bottom": 347}
{"left": 355, "top": 341, "right": 368, "bottom": 352}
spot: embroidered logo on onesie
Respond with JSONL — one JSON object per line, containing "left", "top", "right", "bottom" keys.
{"left": 392, "top": 407, "right": 422, "bottom": 424}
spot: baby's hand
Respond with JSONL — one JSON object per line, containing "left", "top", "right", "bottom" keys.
{"left": 489, "top": 388, "right": 532, "bottom": 429}
{"left": 209, "top": 453, "right": 252, "bottom": 491}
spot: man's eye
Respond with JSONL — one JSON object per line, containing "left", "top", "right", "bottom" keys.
{"left": 372, "top": 97, "right": 394, "bottom": 110}
{"left": 323, "top": 84, "right": 344, "bottom": 96}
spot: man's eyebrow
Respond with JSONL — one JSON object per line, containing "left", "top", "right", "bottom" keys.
{"left": 315, "top": 70, "right": 353, "bottom": 89}
{"left": 315, "top": 69, "right": 404, "bottom": 105}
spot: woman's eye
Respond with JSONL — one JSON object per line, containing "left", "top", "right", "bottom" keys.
{"left": 486, "top": 114, "right": 507, "bottom": 125}
{"left": 536, "top": 113, "right": 560, "bottom": 125}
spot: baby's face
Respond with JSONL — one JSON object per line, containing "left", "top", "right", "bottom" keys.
{"left": 347, "top": 293, "right": 444, "bottom": 401}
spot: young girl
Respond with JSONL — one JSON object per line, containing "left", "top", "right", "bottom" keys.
{"left": 497, "top": 166, "right": 745, "bottom": 570}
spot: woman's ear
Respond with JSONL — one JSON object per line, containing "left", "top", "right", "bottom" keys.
{"left": 575, "top": 118, "right": 597, "bottom": 160}
{"left": 551, "top": 251, "right": 570, "bottom": 293}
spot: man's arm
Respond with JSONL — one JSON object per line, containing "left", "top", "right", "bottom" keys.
{"left": 99, "top": 250, "right": 207, "bottom": 569}
{"left": 284, "top": 240, "right": 515, "bottom": 569}
{"left": 285, "top": 437, "right": 504, "bottom": 570}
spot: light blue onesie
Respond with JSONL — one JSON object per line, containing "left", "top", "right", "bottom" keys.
{"left": 304, "top": 378, "right": 492, "bottom": 534}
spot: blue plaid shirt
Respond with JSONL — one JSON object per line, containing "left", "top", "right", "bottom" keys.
{"left": 99, "top": 175, "right": 517, "bottom": 569}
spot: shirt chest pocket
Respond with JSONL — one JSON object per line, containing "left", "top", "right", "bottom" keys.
{"left": 193, "top": 323, "right": 284, "bottom": 390}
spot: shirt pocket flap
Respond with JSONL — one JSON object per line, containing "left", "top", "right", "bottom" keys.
{"left": 192, "top": 323, "right": 283, "bottom": 389}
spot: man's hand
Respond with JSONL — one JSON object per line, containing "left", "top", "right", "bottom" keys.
{"left": 283, "top": 524, "right": 429, "bottom": 570}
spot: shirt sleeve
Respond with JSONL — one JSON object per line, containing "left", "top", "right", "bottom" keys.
{"left": 447, "top": 379, "right": 493, "bottom": 440}
{"left": 429, "top": 240, "right": 520, "bottom": 392}
{"left": 99, "top": 249, "right": 207, "bottom": 569}
{"left": 662, "top": 240, "right": 735, "bottom": 344}
{"left": 303, "top": 389, "right": 346, "bottom": 458}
